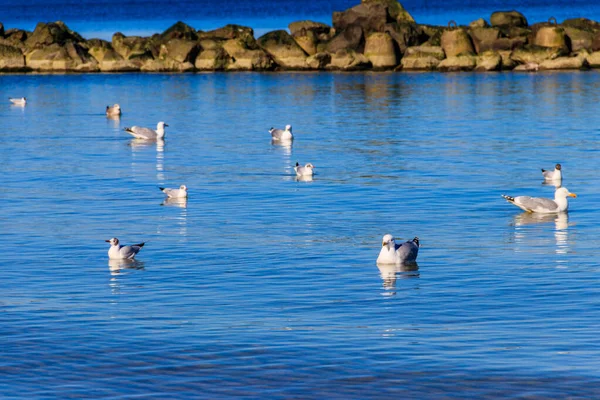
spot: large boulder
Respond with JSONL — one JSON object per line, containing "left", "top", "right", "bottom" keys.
{"left": 419, "top": 25, "right": 443, "bottom": 46}
{"left": 510, "top": 44, "right": 566, "bottom": 64}
{"left": 111, "top": 33, "right": 154, "bottom": 62}
{"left": 538, "top": 54, "right": 588, "bottom": 70}
{"left": 326, "top": 49, "right": 372, "bottom": 70}
{"left": 563, "top": 26, "right": 595, "bottom": 52}
{"left": 384, "top": 22, "right": 421, "bottom": 54}
{"left": 195, "top": 47, "right": 231, "bottom": 70}
{"left": 257, "top": 30, "right": 309, "bottom": 69}
{"left": 222, "top": 38, "right": 274, "bottom": 70}
{"left": 85, "top": 39, "right": 139, "bottom": 71}
{"left": 26, "top": 41, "right": 98, "bottom": 71}
{"left": 399, "top": 45, "right": 444, "bottom": 70}
{"left": 289, "top": 21, "right": 332, "bottom": 37}
{"left": 469, "top": 27, "right": 500, "bottom": 53}
{"left": 323, "top": 24, "right": 365, "bottom": 53}
{"left": 533, "top": 26, "right": 568, "bottom": 52}
{"left": 332, "top": 0, "right": 414, "bottom": 34}
{"left": 25, "top": 21, "right": 83, "bottom": 50}
{"left": 141, "top": 59, "right": 195, "bottom": 72}
{"left": 0, "top": 44, "right": 26, "bottom": 70}
{"left": 441, "top": 28, "right": 475, "bottom": 57}
{"left": 586, "top": 51, "right": 600, "bottom": 68}
{"left": 1, "top": 29, "right": 29, "bottom": 51}
{"left": 475, "top": 51, "right": 502, "bottom": 71}
{"left": 562, "top": 18, "right": 600, "bottom": 32}
{"left": 364, "top": 32, "right": 397, "bottom": 68}
{"left": 477, "top": 37, "right": 527, "bottom": 52}
{"left": 161, "top": 21, "right": 198, "bottom": 41}
{"left": 469, "top": 18, "right": 489, "bottom": 29}
{"left": 437, "top": 54, "right": 477, "bottom": 71}
{"left": 490, "top": 11, "right": 528, "bottom": 28}
{"left": 158, "top": 38, "right": 201, "bottom": 64}
{"left": 198, "top": 25, "right": 254, "bottom": 42}
{"left": 497, "top": 50, "right": 517, "bottom": 69}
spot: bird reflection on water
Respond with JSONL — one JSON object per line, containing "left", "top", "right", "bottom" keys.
{"left": 512, "top": 212, "right": 570, "bottom": 256}
{"left": 108, "top": 259, "right": 145, "bottom": 276}
{"left": 377, "top": 262, "right": 419, "bottom": 293}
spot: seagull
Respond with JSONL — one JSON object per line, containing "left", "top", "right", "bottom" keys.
{"left": 124, "top": 122, "right": 168, "bottom": 140}
{"left": 159, "top": 185, "right": 188, "bottom": 198}
{"left": 269, "top": 125, "right": 293, "bottom": 142}
{"left": 9, "top": 97, "right": 26, "bottom": 105}
{"left": 105, "top": 237, "right": 145, "bottom": 260}
{"left": 377, "top": 235, "right": 420, "bottom": 265}
{"left": 542, "top": 163, "right": 562, "bottom": 181}
{"left": 502, "top": 187, "right": 576, "bottom": 213}
{"left": 294, "top": 162, "right": 315, "bottom": 177}
{"left": 106, "top": 104, "right": 122, "bottom": 117}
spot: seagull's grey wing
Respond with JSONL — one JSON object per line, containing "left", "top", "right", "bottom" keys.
{"left": 542, "top": 169, "right": 555, "bottom": 179}
{"left": 395, "top": 241, "right": 419, "bottom": 263}
{"left": 270, "top": 128, "right": 284, "bottom": 140}
{"left": 515, "top": 196, "right": 558, "bottom": 212}
{"left": 161, "top": 187, "right": 177, "bottom": 197}
{"left": 125, "top": 126, "right": 157, "bottom": 139}
{"left": 120, "top": 242, "right": 145, "bottom": 259}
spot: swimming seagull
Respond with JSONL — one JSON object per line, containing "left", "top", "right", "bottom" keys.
{"left": 105, "top": 238, "right": 145, "bottom": 260}
{"left": 269, "top": 125, "right": 293, "bottom": 142}
{"left": 106, "top": 104, "right": 122, "bottom": 117}
{"left": 294, "top": 162, "right": 315, "bottom": 177}
{"left": 377, "top": 235, "right": 420, "bottom": 265}
{"left": 542, "top": 163, "right": 562, "bottom": 181}
{"left": 9, "top": 97, "right": 26, "bottom": 105}
{"left": 159, "top": 185, "right": 188, "bottom": 198}
{"left": 124, "top": 122, "right": 168, "bottom": 140}
{"left": 502, "top": 187, "right": 576, "bottom": 213}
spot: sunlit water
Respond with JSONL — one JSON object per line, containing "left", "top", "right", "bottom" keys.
{"left": 2, "top": 71, "right": 600, "bottom": 397}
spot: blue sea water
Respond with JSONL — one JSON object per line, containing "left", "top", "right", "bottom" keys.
{"left": 2, "top": 71, "right": 600, "bottom": 398}
{"left": 2, "top": 0, "right": 600, "bottom": 39}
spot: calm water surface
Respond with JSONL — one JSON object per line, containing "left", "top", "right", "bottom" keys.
{"left": 2, "top": 71, "right": 600, "bottom": 398}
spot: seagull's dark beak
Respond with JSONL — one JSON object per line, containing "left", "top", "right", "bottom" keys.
{"left": 105, "top": 240, "right": 111, "bottom": 243}
{"left": 164, "top": 124, "right": 169, "bottom": 127}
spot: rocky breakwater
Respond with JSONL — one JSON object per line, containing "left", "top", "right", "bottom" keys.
{"left": 2, "top": 0, "right": 600, "bottom": 73}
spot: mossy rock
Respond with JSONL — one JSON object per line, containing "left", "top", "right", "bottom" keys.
{"left": 0, "top": 44, "right": 26, "bottom": 70}
{"left": 161, "top": 21, "right": 198, "bottom": 41}
{"left": 490, "top": 11, "right": 528, "bottom": 28}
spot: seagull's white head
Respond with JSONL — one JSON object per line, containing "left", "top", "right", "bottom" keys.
{"left": 105, "top": 238, "right": 119, "bottom": 246}
{"left": 113, "top": 104, "right": 120, "bottom": 110}
{"left": 157, "top": 121, "right": 168, "bottom": 129}
{"left": 305, "top": 163, "right": 315, "bottom": 169}
{"left": 382, "top": 234, "right": 395, "bottom": 249}
{"left": 180, "top": 185, "right": 187, "bottom": 191}
{"left": 555, "top": 187, "right": 576, "bottom": 199}
{"left": 285, "top": 124, "right": 292, "bottom": 131}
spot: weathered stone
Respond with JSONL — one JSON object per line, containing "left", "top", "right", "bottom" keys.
{"left": 469, "top": 27, "right": 500, "bottom": 53}
{"left": 26, "top": 41, "right": 98, "bottom": 71}
{"left": 161, "top": 21, "right": 198, "bottom": 41}
{"left": 475, "top": 50, "right": 502, "bottom": 71}
{"left": 326, "top": 49, "right": 371, "bottom": 70}
{"left": 419, "top": 25, "right": 443, "bottom": 46}
{"left": 292, "top": 31, "right": 318, "bottom": 56}
{"left": 112, "top": 33, "right": 154, "bottom": 61}
{"left": 441, "top": 29, "right": 475, "bottom": 57}
{"left": 490, "top": 11, "right": 528, "bottom": 28}
{"left": 25, "top": 22, "right": 84, "bottom": 50}
{"left": 195, "top": 47, "right": 231, "bottom": 70}
{"left": 563, "top": 27, "right": 594, "bottom": 52}
{"left": 222, "top": 38, "right": 274, "bottom": 70}
{"left": 400, "top": 45, "right": 444, "bottom": 70}
{"left": 478, "top": 37, "right": 527, "bottom": 53}
{"left": 323, "top": 24, "right": 365, "bottom": 53}
{"left": 257, "top": 30, "right": 309, "bottom": 69}
{"left": 289, "top": 21, "right": 332, "bottom": 37}
{"left": 510, "top": 45, "right": 566, "bottom": 64}
{"left": 562, "top": 18, "right": 600, "bottom": 32}
{"left": 533, "top": 26, "right": 568, "bottom": 51}
{"left": 586, "top": 51, "right": 600, "bottom": 68}
{"left": 333, "top": 0, "right": 413, "bottom": 34}
{"left": 513, "top": 62, "right": 539, "bottom": 71}
{"left": 437, "top": 54, "right": 477, "bottom": 71}
{"left": 0, "top": 44, "right": 26, "bottom": 70}
{"left": 364, "top": 32, "right": 397, "bottom": 68}
{"left": 384, "top": 22, "right": 421, "bottom": 54}
{"left": 159, "top": 38, "right": 201, "bottom": 64}
{"left": 198, "top": 25, "right": 254, "bottom": 43}
{"left": 469, "top": 18, "right": 489, "bottom": 29}
{"left": 539, "top": 54, "right": 588, "bottom": 70}
{"left": 85, "top": 39, "right": 137, "bottom": 71}
{"left": 141, "top": 59, "right": 195, "bottom": 72}
{"left": 306, "top": 52, "right": 331, "bottom": 69}
{"left": 498, "top": 50, "right": 517, "bottom": 69}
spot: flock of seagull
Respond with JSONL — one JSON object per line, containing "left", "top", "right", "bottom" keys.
{"left": 10, "top": 99, "right": 576, "bottom": 268}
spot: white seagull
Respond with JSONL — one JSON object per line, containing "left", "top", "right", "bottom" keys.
{"left": 502, "top": 187, "right": 576, "bottom": 213}
{"left": 124, "top": 121, "right": 168, "bottom": 140}
{"left": 9, "top": 97, "right": 26, "bottom": 105}
{"left": 377, "top": 235, "right": 420, "bottom": 265}
{"left": 294, "top": 162, "right": 315, "bottom": 177}
{"left": 159, "top": 185, "right": 188, "bottom": 198}
{"left": 105, "top": 237, "right": 146, "bottom": 260}
{"left": 106, "top": 104, "right": 122, "bottom": 117}
{"left": 541, "top": 163, "right": 562, "bottom": 181}
{"left": 269, "top": 125, "right": 293, "bottom": 142}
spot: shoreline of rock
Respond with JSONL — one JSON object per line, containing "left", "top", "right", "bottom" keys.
{"left": 2, "top": 0, "right": 600, "bottom": 73}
